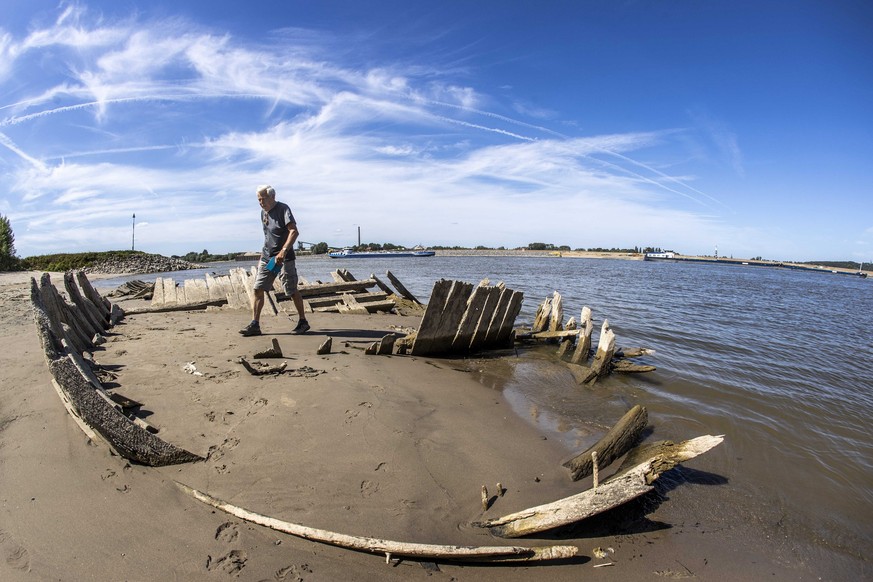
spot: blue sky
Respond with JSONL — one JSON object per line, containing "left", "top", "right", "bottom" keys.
{"left": 1, "top": 0, "right": 871, "bottom": 261}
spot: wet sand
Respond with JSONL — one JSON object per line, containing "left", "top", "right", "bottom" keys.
{"left": 0, "top": 271, "right": 817, "bottom": 580}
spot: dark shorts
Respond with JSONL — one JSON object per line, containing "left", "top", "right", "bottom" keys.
{"left": 253, "top": 259, "right": 299, "bottom": 295}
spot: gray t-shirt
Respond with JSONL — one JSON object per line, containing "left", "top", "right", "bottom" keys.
{"left": 261, "top": 201, "right": 296, "bottom": 261}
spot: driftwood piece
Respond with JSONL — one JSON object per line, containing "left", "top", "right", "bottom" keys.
{"left": 611, "top": 361, "right": 657, "bottom": 373}
{"left": 176, "top": 482, "right": 578, "bottom": 562}
{"left": 386, "top": 270, "right": 421, "bottom": 304}
{"left": 316, "top": 337, "right": 332, "bottom": 355}
{"left": 253, "top": 338, "right": 284, "bottom": 359}
{"left": 475, "top": 435, "right": 724, "bottom": 538}
{"left": 238, "top": 357, "right": 288, "bottom": 376}
{"left": 617, "top": 347, "right": 655, "bottom": 359}
{"left": 562, "top": 405, "right": 648, "bottom": 481}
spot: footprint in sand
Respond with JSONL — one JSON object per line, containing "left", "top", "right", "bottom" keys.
{"left": 360, "top": 480, "right": 380, "bottom": 498}
{"left": 215, "top": 522, "right": 239, "bottom": 543}
{"left": 206, "top": 549, "right": 247, "bottom": 575}
{"left": 0, "top": 530, "right": 31, "bottom": 573}
{"left": 272, "top": 563, "right": 313, "bottom": 581}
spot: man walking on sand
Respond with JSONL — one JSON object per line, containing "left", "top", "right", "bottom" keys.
{"left": 239, "top": 185, "right": 310, "bottom": 337}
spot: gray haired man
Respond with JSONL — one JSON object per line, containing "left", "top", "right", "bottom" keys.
{"left": 239, "top": 185, "right": 309, "bottom": 336}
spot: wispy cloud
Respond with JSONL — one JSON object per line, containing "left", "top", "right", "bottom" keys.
{"left": 0, "top": 3, "right": 735, "bottom": 257}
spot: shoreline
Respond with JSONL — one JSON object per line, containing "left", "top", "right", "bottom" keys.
{"left": 0, "top": 271, "right": 839, "bottom": 580}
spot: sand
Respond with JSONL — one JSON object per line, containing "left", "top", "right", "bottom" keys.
{"left": 0, "top": 270, "right": 814, "bottom": 581}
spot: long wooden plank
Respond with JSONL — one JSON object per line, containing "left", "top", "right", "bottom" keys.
{"left": 570, "top": 307, "right": 593, "bottom": 365}
{"left": 468, "top": 286, "right": 503, "bottom": 352}
{"left": 298, "top": 279, "right": 377, "bottom": 298}
{"left": 184, "top": 278, "right": 209, "bottom": 304}
{"left": 451, "top": 284, "right": 494, "bottom": 352}
{"left": 306, "top": 291, "right": 388, "bottom": 308}
{"left": 386, "top": 270, "right": 420, "bottom": 304}
{"left": 176, "top": 482, "right": 577, "bottom": 562}
{"left": 152, "top": 276, "right": 166, "bottom": 306}
{"left": 494, "top": 290, "right": 524, "bottom": 346}
{"left": 204, "top": 273, "right": 225, "bottom": 303}
{"left": 161, "top": 278, "right": 178, "bottom": 306}
{"left": 76, "top": 270, "right": 111, "bottom": 317}
{"left": 411, "top": 280, "right": 472, "bottom": 356}
{"left": 64, "top": 271, "right": 105, "bottom": 335}
{"left": 482, "top": 287, "right": 512, "bottom": 347}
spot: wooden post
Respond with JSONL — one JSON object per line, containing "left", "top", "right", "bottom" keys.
{"left": 570, "top": 307, "right": 593, "bottom": 365}
{"left": 562, "top": 405, "right": 648, "bottom": 481}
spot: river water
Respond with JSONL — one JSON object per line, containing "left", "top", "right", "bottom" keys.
{"left": 96, "top": 255, "right": 872, "bottom": 574}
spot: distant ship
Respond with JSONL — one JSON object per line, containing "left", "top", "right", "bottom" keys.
{"left": 328, "top": 248, "right": 435, "bottom": 259}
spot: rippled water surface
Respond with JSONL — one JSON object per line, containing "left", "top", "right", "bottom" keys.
{"left": 98, "top": 255, "right": 873, "bottom": 571}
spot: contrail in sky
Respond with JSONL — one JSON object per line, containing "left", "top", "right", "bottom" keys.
{"left": 0, "top": 131, "right": 47, "bottom": 171}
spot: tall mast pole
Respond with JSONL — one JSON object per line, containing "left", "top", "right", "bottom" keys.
{"left": 132, "top": 213, "right": 136, "bottom": 251}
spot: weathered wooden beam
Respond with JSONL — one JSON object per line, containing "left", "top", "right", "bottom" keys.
{"left": 337, "top": 294, "right": 369, "bottom": 314}
{"left": 306, "top": 291, "right": 389, "bottom": 309}
{"left": 411, "top": 279, "right": 460, "bottom": 355}
{"left": 562, "top": 405, "right": 648, "bottom": 481}
{"left": 481, "top": 286, "right": 512, "bottom": 347}
{"left": 30, "top": 283, "right": 202, "bottom": 466}
{"left": 386, "top": 270, "right": 421, "bottom": 304}
{"left": 183, "top": 278, "right": 210, "bottom": 305}
{"left": 298, "top": 279, "right": 378, "bottom": 298}
{"left": 377, "top": 334, "right": 397, "bottom": 355}
{"left": 369, "top": 273, "right": 394, "bottom": 295}
{"left": 494, "top": 290, "right": 524, "bottom": 347}
{"left": 570, "top": 306, "right": 593, "bottom": 365}
{"left": 76, "top": 270, "right": 111, "bottom": 318}
{"left": 611, "top": 360, "right": 656, "bottom": 373}
{"left": 548, "top": 291, "right": 563, "bottom": 332}
{"left": 176, "top": 482, "right": 579, "bottom": 562}
{"left": 39, "top": 274, "right": 93, "bottom": 351}
{"left": 531, "top": 297, "right": 552, "bottom": 333}
{"left": 516, "top": 329, "right": 580, "bottom": 341}
{"left": 590, "top": 320, "right": 616, "bottom": 380}
{"left": 316, "top": 337, "right": 332, "bottom": 355}
{"left": 467, "top": 285, "right": 503, "bottom": 352}
{"left": 475, "top": 435, "right": 724, "bottom": 538}
{"left": 451, "top": 284, "right": 498, "bottom": 352}
{"left": 64, "top": 271, "right": 105, "bottom": 335}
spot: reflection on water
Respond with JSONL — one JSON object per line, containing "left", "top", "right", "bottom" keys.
{"left": 97, "top": 255, "right": 873, "bottom": 571}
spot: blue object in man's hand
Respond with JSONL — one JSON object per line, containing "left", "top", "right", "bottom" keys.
{"left": 265, "top": 256, "right": 281, "bottom": 274}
